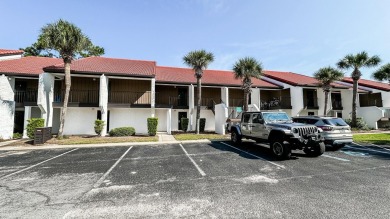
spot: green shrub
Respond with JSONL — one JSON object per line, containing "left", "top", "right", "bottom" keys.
{"left": 13, "top": 133, "right": 22, "bottom": 139}
{"left": 109, "top": 127, "right": 136, "bottom": 137}
{"left": 26, "top": 118, "right": 45, "bottom": 139}
{"left": 94, "top": 120, "right": 105, "bottom": 136}
{"left": 345, "top": 118, "right": 369, "bottom": 130}
{"left": 147, "top": 117, "right": 158, "bottom": 136}
{"left": 200, "top": 118, "right": 206, "bottom": 132}
{"left": 181, "top": 117, "right": 189, "bottom": 132}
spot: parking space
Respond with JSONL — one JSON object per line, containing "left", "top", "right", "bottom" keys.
{"left": 1, "top": 141, "right": 390, "bottom": 218}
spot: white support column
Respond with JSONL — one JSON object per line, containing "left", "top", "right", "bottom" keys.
{"left": 167, "top": 108, "right": 172, "bottom": 134}
{"left": 99, "top": 75, "right": 109, "bottom": 136}
{"left": 151, "top": 78, "right": 156, "bottom": 117}
{"left": 23, "top": 106, "right": 32, "bottom": 138}
{"left": 251, "top": 88, "right": 260, "bottom": 109}
{"left": 221, "top": 87, "right": 229, "bottom": 107}
{"left": 189, "top": 84, "right": 195, "bottom": 131}
{"left": 0, "top": 75, "right": 16, "bottom": 139}
{"left": 38, "top": 73, "right": 55, "bottom": 127}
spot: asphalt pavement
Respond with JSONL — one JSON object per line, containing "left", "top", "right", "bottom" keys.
{"left": 0, "top": 141, "right": 389, "bottom": 218}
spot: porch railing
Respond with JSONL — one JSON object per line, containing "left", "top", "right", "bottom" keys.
{"left": 304, "top": 97, "right": 319, "bottom": 109}
{"left": 168, "top": 96, "right": 188, "bottom": 107}
{"left": 229, "top": 98, "right": 244, "bottom": 107}
{"left": 109, "top": 91, "right": 151, "bottom": 105}
{"left": 360, "top": 99, "right": 383, "bottom": 107}
{"left": 260, "top": 96, "right": 292, "bottom": 110}
{"left": 54, "top": 89, "right": 99, "bottom": 104}
{"left": 14, "top": 90, "right": 38, "bottom": 103}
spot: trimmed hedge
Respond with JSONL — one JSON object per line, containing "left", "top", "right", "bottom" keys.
{"left": 26, "top": 118, "right": 45, "bottom": 139}
{"left": 200, "top": 118, "right": 206, "bottom": 132}
{"left": 109, "top": 127, "right": 136, "bottom": 137}
{"left": 345, "top": 118, "right": 369, "bottom": 130}
{"left": 181, "top": 117, "right": 189, "bottom": 132}
{"left": 147, "top": 117, "right": 158, "bottom": 136}
{"left": 94, "top": 120, "right": 105, "bottom": 136}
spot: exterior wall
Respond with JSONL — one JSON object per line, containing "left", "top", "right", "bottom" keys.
{"left": 341, "top": 90, "right": 353, "bottom": 120}
{"left": 63, "top": 108, "right": 98, "bottom": 135}
{"left": 155, "top": 108, "right": 168, "bottom": 132}
{"left": 0, "top": 75, "right": 15, "bottom": 139}
{"left": 381, "top": 91, "right": 390, "bottom": 107}
{"left": 109, "top": 108, "right": 151, "bottom": 134}
{"left": 99, "top": 75, "right": 108, "bottom": 136}
{"left": 357, "top": 107, "right": 383, "bottom": 129}
{"left": 251, "top": 88, "right": 260, "bottom": 107}
{"left": 290, "top": 86, "right": 304, "bottom": 116}
{"left": 38, "top": 73, "right": 54, "bottom": 127}
{"left": 171, "top": 109, "right": 190, "bottom": 131}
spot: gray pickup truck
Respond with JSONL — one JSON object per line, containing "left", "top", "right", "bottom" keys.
{"left": 230, "top": 111, "right": 325, "bottom": 160}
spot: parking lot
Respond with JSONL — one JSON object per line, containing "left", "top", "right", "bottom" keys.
{"left": 1, "top": 141, "right": 390, "bottom": 218}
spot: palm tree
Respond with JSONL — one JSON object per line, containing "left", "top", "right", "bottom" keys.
{"left": 337, "top": 51, "right": 381, "bottom": 127}
{"left": 232, "top": 57, "right": 263, "bottom": 112}
{"left": 38, "top": 19, "right": 102, "bottom": 138}
{"left": 372, "top": 63, "right": 390, "bottom": 84}
{"left": 313, "top": 67, "right": 344, "bottom": 115}
{"left": 183, "top": 50, "right": 214, "bottom": 134}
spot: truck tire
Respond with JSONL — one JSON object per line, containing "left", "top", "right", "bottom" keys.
{"left": 304, "top": 142, "right": 325, "bottom": 157}
{"left": 270, "top": 140, "right": 291, "bottom": 160}
{"left": 231, "top": 130, "right": 242, "bottom": 145}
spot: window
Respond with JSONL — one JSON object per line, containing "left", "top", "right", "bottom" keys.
{"left": 252, "top": 113, "right": 262, "bottom": 123}
{"left": 243, "top": 114, "right": 251, "bottom": 123}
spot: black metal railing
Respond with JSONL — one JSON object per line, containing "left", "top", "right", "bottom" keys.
{"left": 14, "top": 90, "right": 38, "bottom": 103}
{"left": 359, "top": 99, "right": 383, "bottom": 107}
{"left": 168, "top": 96, "right": 188, "bottom": 107}
{"left": 332, "top": 99, "right": 343, "bottom": 110}
{"left": 54, "top": 89, "right": 99, "bottom": 104}
{"left": 229, "top": 98, "right": 244, "bottom": 107}
{"left": 109, "top": 91, "right": 151, "bottom": 105}
{"left": 260, "top": 96, "right": 292, "bottom": 110}
{"left": 304, "top": 97, "right": 319, "bottom": 109}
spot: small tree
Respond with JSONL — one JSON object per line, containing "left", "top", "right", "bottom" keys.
{"left": 26, "top": 118, "right": 45, "bottom": 139}
{"left": 94, "top": 120, "right": 105, "bottom": 136}
{"left": 313, "top": 67, "right": 344, "bottom": 115}
{"left": 232, "top": 57, "right": 263, "bottom": 112}
{"left": 337, "top": 51, "right": 381, "bottom": 127}
{"left": 372, "top": 63, "right": 390, "bottom": 84}
{"left": 183, "top": 50, "right": 214, "bottom": 134}
{"left": 147, "top": 118, "right": 158, "bottom": 136}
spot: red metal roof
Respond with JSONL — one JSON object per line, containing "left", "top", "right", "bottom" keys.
{"left": 264, "top": 70, "right": 348, "bottom": 88}
{"left": 0, "top": 56, "right": 62, "bottom": 76}
{"left": 156, "top": 66, "right": 280, "bottom": 88}
{"left": 0, "top": 49, "right": 24, "bottom": 56}
{"left": 44, "top": 56, "right": 156, "bottom": 77}
{"left": 342, "top": 77, "right": 390, "bottom": 91}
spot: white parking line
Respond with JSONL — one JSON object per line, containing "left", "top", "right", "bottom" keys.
{"left": 93, "top": 146, "right": 133, "bottom": 188}
{"left": 179, "top": 144, "right": 206, "bottom": 177}
{"left": 346, "top": 144, "right": 390, "bottom": 155}
{"left": 0, "top": 148, "right": 78, "bottom": 180}
{"left": 322, "top": 154, "right": 350, "bottom": 162}
{"left": 220, "top": 142, "right": 285, "bottom": 169}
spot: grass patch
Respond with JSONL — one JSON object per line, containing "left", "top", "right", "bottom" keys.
{"left": 173, "top": 132, "right": 229, "bottom": 141}
{"left": 353, "top": 133, "right": 390, "bottom": 145}
{"left": 7, "top": 135, "right": 158, "bottom": 146}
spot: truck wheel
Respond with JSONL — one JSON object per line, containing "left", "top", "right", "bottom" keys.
{"left": 231, "top": 130, "right": 242, "bottom": 145}
{"left": 304, "top": 142, "right": 325, "bottom": 157}
{"left": 270, "top": 140, "right": 291, "bottom": 160}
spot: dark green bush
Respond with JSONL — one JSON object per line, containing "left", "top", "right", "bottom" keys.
{"left": 26, "top": 118, "right": 45, "bottom": 139}
{"left": 109, "top": 127, "right": 135, "bottom": 137}
{"left": 147, "top": 117, "right": 158, "bottom": 136}
{"left": 94, "top": 120, "right": 105, "bottom": 136}
{"left": 13, "top": 133, "right": 22, "bottom": 139}
{"left": 200, "top": 118, "right": 206, "bottom": 132}
{"left": 181, "top": 117, "right": 189, "bottom": 132}
{"left": 345, "top": 118, "right": 369, "bottom": 130}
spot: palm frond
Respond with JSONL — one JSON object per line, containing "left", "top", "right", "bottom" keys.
{"left": 372, "top": 63, "right": 390, "bottom": 83}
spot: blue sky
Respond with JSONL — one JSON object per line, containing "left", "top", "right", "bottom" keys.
{"left": 1, "top": 0, "right": 389, "bottom": 79}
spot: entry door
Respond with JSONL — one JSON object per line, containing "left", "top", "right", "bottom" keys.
{"left": 178, "top": 112, "right": 187, "bottom": 130}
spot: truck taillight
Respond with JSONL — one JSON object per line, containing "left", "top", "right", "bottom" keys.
{"left": 319, "top": 126, "right": 333, "bottom": 131}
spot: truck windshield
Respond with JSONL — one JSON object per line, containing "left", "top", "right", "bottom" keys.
{"left": 262, "top": 112, "right": 291, "bottom": 123}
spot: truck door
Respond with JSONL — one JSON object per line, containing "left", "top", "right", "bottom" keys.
{"left": 250, "top": 113, "right": 266, "bottom": 139}
{"left": 241, "top": 113, "right": 251, "bottom": 136}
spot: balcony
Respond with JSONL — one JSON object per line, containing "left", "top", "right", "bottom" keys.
{"left": 54, "top": 89, "right": 99, "bottom": 107}
{"left": 359, "top": 93, "right": 383, "bottom": 107}
{"left": 229, "top": 98, "right": 244, "bottom": 107}
{"left": 14, "top": 90, "right": 38, "bottom": 105}
{"left": 168, "top": 96, "right": 188, "bottom": 108}
{"left": 260, "top": 96, "right": 292, "bottom": 110}
{"left": 108, "top": 91, "right": 151, "bottom": 107}
{"left": 304, "top": 98, "right": 319, "bottom": 109}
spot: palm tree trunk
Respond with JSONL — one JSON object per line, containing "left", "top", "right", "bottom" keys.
{"left": 196, "top": 77, "right": 201, "bottom": 134}
{"left": 243, "top": 91, "right": 249, "bottom": 112}
{"left": 58, "top": 59, "right": 71, "bottom": 138}
{"left": 323, "top": 90, "right": 329, "bottom": 115}
{"left": 351, "top": 79, "right": 358, "bottom": 127}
